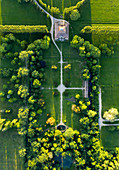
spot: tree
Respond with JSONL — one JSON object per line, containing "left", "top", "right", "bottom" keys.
{"left": 19, "top": 148, "right": 26, "bottom": 157}
{"left": 70, "top": 9, "right": 80, "bottom": 21}
{"left": 64, "top": 128, "right": 75, "bottom": 140}
{"left": 37, "top": 153, "right": 48, "bottom": 164}
{"left": 88, "top": 110, "right": 97, "bottom": 118}
{"left": 10, "top": 75, "right": 17, "bottom": 82}
{"left": 8, "top": 90, "right": 13, "bottom": 95}
{"left": 21, "top": 40, "right": 27, "bottom": 50}
{"left": 18, "top": 85, "right": 29, "bottom": 98}
{"left": 32, "top": 70, "right": 39, "bottom": 78}
{"left": 19, "top": 50, "right": 33, "bottom": 60}
{"left": 103, "top": 108, "right": 119, "bottom": 121}
{"left": 70, "top": 35, "right": 84, "bottom": 48}
{"left": 19, "top": 51, "right": 28, "bottom": 60}
{"left": 17, "top": 67, "right": 29, "bottom": 77}
{"left": 46, "top": 117, "right": 55, "bottom": 126}
{"left": 33, "top": 79, "right": 41, "bottom": 88}
{"left": 40, "top": 36, "right": 50, "bottom": 49}
{"left": 18, "top": 107, "right": 29, "bottom": 119}
{"left": 50, "top": 7, "right": 60, "bottom": 15}
{"left": 28, "top": 96, "right": 36, "bottom": 104}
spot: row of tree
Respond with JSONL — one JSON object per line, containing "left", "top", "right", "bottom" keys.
{"left": 70, "top": 35, "right": 119, "bottom": 169}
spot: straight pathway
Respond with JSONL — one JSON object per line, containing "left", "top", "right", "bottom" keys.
{"left": 34, "top": 0, "right": 87, "bottom": 124}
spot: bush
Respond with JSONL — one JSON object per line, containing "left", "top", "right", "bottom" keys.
{"left": 107, "top": 126, "right": 116, "bottom": 131}
{"left": 99, "top": 44, "right": 112, "bottom": 56}
{"left": 70, "top": 9, "right": 80, "bottom": 21}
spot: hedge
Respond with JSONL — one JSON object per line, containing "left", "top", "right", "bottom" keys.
{"left": 63, "top": 0, "right": 86, "bottom": 15}
{"left": 81, "top": 26, "right": 119, "bottom": 46}
{"left": 81, "top": 26, "right": 119, "bottom": 34}
{"left": 0, "top": 25, "right": 49, "bottom": 33}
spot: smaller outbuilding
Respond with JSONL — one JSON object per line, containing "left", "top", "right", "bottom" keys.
{"left": 55, "top": 21, "right": 69, "bottom": 41}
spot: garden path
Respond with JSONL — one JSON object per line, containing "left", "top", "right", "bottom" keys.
{"left": 34, "top": 0, "right": 87, "bottom": 124}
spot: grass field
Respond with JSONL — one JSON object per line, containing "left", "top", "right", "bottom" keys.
{"left": 40, "top": 41, "right": 84, "bottom": 128}
{"left": 90, "top": 0, "right": 119, "bottom": 45}
{"left": 43, "top": 58, "right": 60, "bottom": 88}
{"left": 63, "top": 90, "right": 83, "bottom": 130}
{"left": 43, "top": 0, "right": 79, "bottom": 12}
{"left": 0, "top": 129, "right": 24, "bottom": 170}
{"left": 100, "top": 48, "right": 119, "bottom": 113}
{"left": 90, "top": 0, "right": 119, "bottom": 24}
{"left": 71, "top": 0, "right": 92, "bottom": 36}
{"left": 101, "top": 126, "right": 119, "bottom": 150}
{"left": 63, "top": 60, "right": 83, "bottom": 87}
{"left": 0, "top": 0, "right": 2, "bottom": 24}
{"left": 39, "top": 90, "right": 60, "bottom": 126}
{"left": 1, "top": 0, "right": 51, "bottom": 29}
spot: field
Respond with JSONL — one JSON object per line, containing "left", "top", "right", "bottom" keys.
{"left": 90, "top": 0, "right": 119, "bottom": 45}
{"left": 0, "top": 129, "right": 24, "bottom": 170}
{"left": 1, "top": 0, "right": 51, "bottom": 29}
{"left": 1, "top": 0, "right": 119, "bottom": 167}
{"left": 90, "top": 0, "right": 119, "bottom": 24}
{"left": 100, "top": 47, "right": 119, "bottom": 113}
{"left": 41, "top": 41, "right": 84, "bottom": 128}
{"left": 63, "top": 89, "right": 83, "bottom": 130}
{"left": 101, "top": 126, "right": 119, "bottom": 150}
{"left": 42, "top": 0, "right": 79, "bottom": 12}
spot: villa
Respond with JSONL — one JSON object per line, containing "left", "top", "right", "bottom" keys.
{"left": 55, "top": 21, "right": 69, "bottom": 41}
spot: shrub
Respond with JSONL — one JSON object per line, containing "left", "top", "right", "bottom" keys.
{"left": 103, "top": 108, "right": 119, "bottom": 122}
{"left": 70, "top": 9, "right": 80, "bottom": 21}
{"left": 0, "top": 25, "right": 49, "bottom": 33}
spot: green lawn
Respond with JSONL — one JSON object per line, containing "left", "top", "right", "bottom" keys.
{"left": 40, "top": 43, "right": 60, "bottom": 126}
{"left": 42, "top": 0, "right": 79, "bottom": 12}
{"left": 71, "top": 0, "right": 92, "bottom": 36}
{"left": 43, "top": 58, "right": 60, "bottom": 88}
{"left": 63, "top": 90, "right": 83, "bottom": 130}
{"left": 0, "top": 0, "right": 2, "bottom": 24}
{"left": 101, "top": 126, "right": 119, "bottom": 150}
{"left": 100, "top": 49, "right": 119, "bottom": 113}
{"left": 101, "top": 86, "right": 119, "bottom": 113}
{"left": 100, "top": 57, "right": 119, "bottom": 86}
{"left": 90, "top": 0, "right": 119, "bottom": 24}
{"left": 63, "top": 60, "right": 83, "bottom": 88}
{"left": 1, "top": 0, "right": 51, "bottom": 29}
{"left": 0, "top": 129, "right": 24, "bottom": 170}
{"left": 91, "top": 0, "right": 119, "bottom": 46}
{"left": 40, "top": 90, "right": 60, "bottom": 126}
{"left": 41, "top": 40, "right": 85, "bottom": 129}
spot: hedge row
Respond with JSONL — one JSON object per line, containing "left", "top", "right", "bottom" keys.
{"left": 0, "top": 25, "right": 49, "bottom": 33}
{"left": 81, "top": 26, "right": 119, "bottom": 34}
{"left": 81, "top": 26, "right": 119, "bottom": 46}
{"left": 34, "top": 0, "right": 85, "bottom": 17}
{"left": 63, "top": 0, "right": 86, "bottom": 15}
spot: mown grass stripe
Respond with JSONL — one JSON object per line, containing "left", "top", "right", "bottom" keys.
{"left": 15, "top": 149, "right": 17, "bottom": 170}
{"left": 71, "top": 110, "right": 73, "bottom": 129}
{"left": 5, "top": 145, "right": 7, "bottom": 170}
{"left": 0, "top": 0, "right": 2, "bottom": 25}
{"left": 51, "top": 0, "right": 53, "bottom": 16}
{"left": 62, "top": 0, "right": 64, "bottom": 13}
{"left": 0, "top": 0, "right": 2, "bottom": 44}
